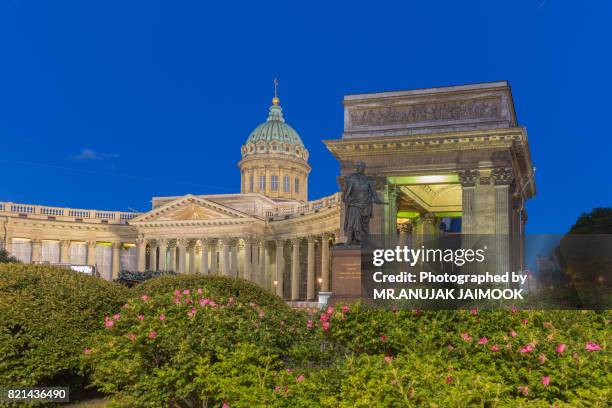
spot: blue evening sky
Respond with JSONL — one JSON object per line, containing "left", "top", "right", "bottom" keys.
{"left": 1, "top": 1, "right": 610, "bottom": 233}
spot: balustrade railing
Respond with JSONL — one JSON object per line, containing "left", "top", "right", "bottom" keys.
{"left": 0, "top": 201, "right": 141, "bottom": 224}
{"left": 264, "top": 192, "right": 340, "bottom": 219}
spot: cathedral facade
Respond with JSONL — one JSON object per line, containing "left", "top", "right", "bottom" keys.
{"left": 0, "top": 81, "right": 536, "bottom": 303}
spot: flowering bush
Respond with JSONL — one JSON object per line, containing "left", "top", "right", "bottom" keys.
{"left": 133, "top": 274, "right": 287, "bottom": 309}
{"left": 311, "top": 304, "right": 611, "bottom": 406}
{"left": 83, "top": 285, "right": 322, "bottom": 407}
{"left": 0, "top": 264, "right": 129, "bottom": 389}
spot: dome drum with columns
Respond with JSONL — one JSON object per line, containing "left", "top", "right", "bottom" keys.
{"left": 238, "top": 93, "right": 310, "bottom": 202}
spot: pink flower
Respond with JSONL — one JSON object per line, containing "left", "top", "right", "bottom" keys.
{"left": 222, "top": 403, "right": 229, "bottom": 408}
{"left": 445, "top": 376, "right": 453, "bottom": 384}
{"left": 380, "top": 335, "right": 387, "bottom": 343}
{"left": 414, "top": 308, "right": 422, "bottom": 316}
{"left": 521, "top": 319, "right": 529, "bottom": 325}
{"left": 447, "top": 344, "right": 454, "bottom": 350}
{"left": 140, "top": 294, "right": 149, "bottom": 301}
{"left": 470, "top": 308, "right": 478, "bottom": 316}
{"left": 104, "top": 319, "right": 114, "bottom": 329}
{"left": 384, "top": 355, "right": 393, "bottom": 363}
{"left": 322, "top": 322, "right": 330, "bottom": 331}
{"left": 259, "top": 311, "right": 265, "bottom": 319}
{"left": 510, "top": 305, "right": 518, "bottom": 314}
{"left": 127, "top": 332, "right": 136, "bottom": 341}
{"left": 183, "top": 289, "right": 190, "bottom": 295}
{"left": 490, "top": 344, "right": 500, "bottom": 352}
{"left": 538, "top": 353, "right": 546, "bottom": 364}
{"left": 509, "top": 330, "right": 517, "bottom": 338}
{"left": 518, "top": 385, "right": 529, "bottom": 395}
{"left": 460, "top": 332, "right": 472, "bottom": 342}
{"left": 307, "top": 320, "right": 313, "bottom": 329}
{"left": 478, "top": 337, "right": 488, "bottom": 345}
{"left": 197, "top": 288, "right": 203, "bottom": 294}
{"left": 83, "top": 348, "right": 92, "bottom": 355}
{"left": 112, "top": 313, "right": 121, "bottom": 320}
{"left": 174, "top": 297, "right": 181, "bottom": 305}
{"left": 319, "top": 313, "right": 329, "bottom": 322}
{"left": 137, "top": 314, "right": 145, "bottom": 321}
{"left": 174, "top": 289, "right": 180, "bottom": 296}
{"left": 326, "top": 306, "right": 334, "bottom": 315}
{"left": 586, "top": 341, "right": 602, "bottom": 352}
{"left": 341, "top": 305, "right": 349, "bottom": 314}
{"left": 296, "top": 374, "right": 305, "bottom": 382}
{"left": 555, "top": 343, "right": 566, "bottom": 353}
{"left": 286, "top": 368, "right": 292, "bottom": 373}
{"left": 184, "top": 297, "right": 192, "bottom": 304}
{"left": 148, "top": 331, "right": 157, "bottom": 339}
{"left": 159, "top": 314, "right": 166, "bottom": 321}
{"left": 541, "top": 376, "right": 550, "bottom": 386}
{"left": 520, "top": 343, "right": 535, "bottom": 353}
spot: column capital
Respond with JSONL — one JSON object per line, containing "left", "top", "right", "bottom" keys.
{"left": 31, "top": 238, "right": 42, "bottom": 245}
{"left": 307, "top": 235, "right": 317, "bottom": 244}
{"left": 275, "top": 239, "right": 285, "bottom": 248}
{"left": 492, "top": 167, "right": 515, "bottom": 186}
{"left": 112, "top": 241, "right": 122, "bottom": 250}
{"left": 458, "top": 169, "right": 479, "bottom": 187}
{"left": 291, "top": 237, "right": 302, "bottom": 246}
{"left": 148, "top": 239, "right": 158, "bottom": 248}
{"left": 157, "top": 238, "right": 169, "bottom": 247}
{"left": 60, "top": 239, "right": 71, "bottom": 248}
{"left": 398, "top": 222, "right": 413, "bottom": 233}
{"left": 200, "top": 237, "right": 211, "bottom": 246}
{"left": 88, "top": 240, "right": 97, "bottom": 249}
{"left": 177, "top": 238, "right": 189, "bottom": 247}
{"left": 422, "top": 212, "right": 437, "bottom": 224}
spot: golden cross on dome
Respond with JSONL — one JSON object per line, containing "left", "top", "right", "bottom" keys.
{"left": 272, "top": 78, "right": 280, "bottom": 105}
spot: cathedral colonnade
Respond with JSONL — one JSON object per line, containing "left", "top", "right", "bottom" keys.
{"left": 133, "top": 232, "right": 336, "bottom": 301}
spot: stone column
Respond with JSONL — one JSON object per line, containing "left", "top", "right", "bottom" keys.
{"left": 258, "top": 240, "right": 266, "bottom": 287}
{"left": 493, "top": 168, "right": 514, "bottom": 278}
{"left": 111, "top": 242, "right": 121, "bottom": 280}
{"left": 60, "top": 240, "right": 71, "bottom": 264}
{"left": 275, "top": 240, "right": 285, "bottom": 298}
{"left": 230, "top": 239, "right": 239, "bottom": 277}
{"left": 87, "top": 240, "right": 97, "bottom": 267}
{"left": 137, "top": 239, "right": 147, "bottom": 272}
{"left": 3, "top": 235, "right": 11, "bottom": 254}
{"left": 177, "top": 238, "right": 187, "bottom": 274}
{"left": 200, "top": 238, "right": 209, "bottom": 275}
{"left": 291, "top": 238, "right": 301, "bottom": 300}
{"left": 243, "top": 238, "right": 253, "bottom": 281}
{"left": 459, "top": 169, "right": 478, "bottom": 235}
{"left": 148, "top": 240, "right": 158, "bottom": 271}
{"left": 307, "top": 236, "right": 316, "bottom": 301}
{"left": 220, "top": 238, "right": 230, "bottom": 276}
{"left": 31, "top": 239, "right": 41, "bottom": 263}
{"left": 264, "top": 242, "right": 272, "bottom": 289}
{"left": 168, "top": 240, "right": 176, "bottom": 272}
{"left": 320, "top": 233, "right": 330, "bottom": 292}
{"left": 210, "top": 239, "right": 218, "bottom": 274}
{"left": 422, "top": 213, "right": 438, "bottom": 237}
{"left": 251, "top": 239, "right": 259, "bottom": 281}
{"left": 188, "top": 240, "right": 196, "bottom": 273}
{"left": 158, "top": 239, "right": 168, "bottom": 271}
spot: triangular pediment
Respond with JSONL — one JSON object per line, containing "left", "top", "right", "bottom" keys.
{"left": 131, "top": 194, "right": 250, "bottom": 223}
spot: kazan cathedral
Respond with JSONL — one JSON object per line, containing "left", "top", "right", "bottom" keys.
{"left": 0, "top": 81, "right": 536, "bottom": 304}
{"left": 1, "top": 92, "right": 341, "bottom": 303}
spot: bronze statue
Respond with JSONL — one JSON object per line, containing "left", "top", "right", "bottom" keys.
{"left": 342, "top": 161, "right": 386, "bottom": 246}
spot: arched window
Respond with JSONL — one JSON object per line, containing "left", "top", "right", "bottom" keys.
{"left": 294, "top": 177, "right": 299, "bottom": 193}
{"left": 271, "top": 175, "right": 279, "bottom": 191}
{"left": 283, "top": 175, "right": 290, "bottom": 192}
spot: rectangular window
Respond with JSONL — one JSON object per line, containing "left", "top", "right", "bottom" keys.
{"left": 271, "top": 175, "right": 279, "bottom": 191}
{"left": 295, "top": 177, "right": 299, "bottom": 193}
{"left": 259, "top": 175, "right": 266, "bottom": 191}
{"left": 283, "top": 175, "right": 290, "bottom": 192}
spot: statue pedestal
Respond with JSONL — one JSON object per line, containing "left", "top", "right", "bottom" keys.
{"left": 329, "top": 246, "right": 371, "bottom": 305}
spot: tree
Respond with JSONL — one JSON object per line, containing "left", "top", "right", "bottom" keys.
{"left": 0, "top": 248, "right": 20, "bottom": 264}
{"left": 568, "top": 207, "right": 612, "bottom": 234}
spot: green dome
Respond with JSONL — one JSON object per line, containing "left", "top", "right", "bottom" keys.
{"left": 246, "top": 103, "right": 304, "bottom": 147}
